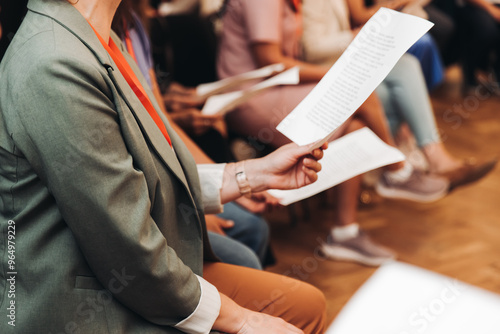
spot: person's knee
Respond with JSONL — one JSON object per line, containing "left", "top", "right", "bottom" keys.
{"left": 248, "top": 215, "right": 270, "bottom": 242}
{"left": 399, "top": 54, "right": 421, "bottom": 73}
{"left": 288, "top": 281, "right": 327, "bottom": 333}
{"left": 301, "top": 283, "right": 327, "bottom": 318}
{"left": 232, "top": 213, "right": 270, "bottom": 247}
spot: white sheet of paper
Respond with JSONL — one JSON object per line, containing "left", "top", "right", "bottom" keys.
{"left": 276, "top": 8, "right": 434, "bottom": 147}
{"left": 201, "top": 67, "right": 300, "bottom": 116}
{"left": 267, "top": 128, "right": 404, "bottom": 205}
{"left": 201, "top": 91, "right": 244, "bottom": 116}
{"left": 196, "top": 63, "right": 285, "bottom": 98}
{"left": 326, "top": 262, "right": 500, "bottom": 334}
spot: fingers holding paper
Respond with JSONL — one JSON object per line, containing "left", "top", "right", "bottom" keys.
{"left": 246, "top": 142, "right": 328, "bottom": 193}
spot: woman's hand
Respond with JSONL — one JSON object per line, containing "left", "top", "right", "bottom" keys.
{"left": 234, "top": 191, "right": 282, "bottom": 214}
{"left": 163, "top": 90, "right": 205, "bottom": 110}
{"left": 219, "top": 143, "right": 327, "bottom": 205}
{"left": 213, "top": 294, "right": 304, "bottom": 334}
{"left": 169, "top": 109, "right": 223, "bottom": 136}
{"left": 235, "top": 311, "right": 304, "bottom": 334}
{"left": 205, "top": 215, "right": 235, "bottom": 235}
{"left": 245, "top": 142, "right": 328, "bottom": 193}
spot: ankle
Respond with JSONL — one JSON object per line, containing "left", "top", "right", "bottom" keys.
{"left": 384, "top": 162, "right": 413, "bottom": 183}
{"left": 331, "top": 223, "right": 360, "bottom": 242}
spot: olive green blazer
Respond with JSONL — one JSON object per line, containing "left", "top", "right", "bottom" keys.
{"left": 0, "top": 0, "right": 216, "bottom": 332}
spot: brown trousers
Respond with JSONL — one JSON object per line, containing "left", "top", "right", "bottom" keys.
{"left": 204, "top": 263, "right": 327, "bottom": 334}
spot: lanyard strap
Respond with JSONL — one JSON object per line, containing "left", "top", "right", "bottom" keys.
{"left": 290, "top": 0, "right": 301, "bottom": 12}
{"left": 90, "top": 24, "right": 172, "bottom": 147}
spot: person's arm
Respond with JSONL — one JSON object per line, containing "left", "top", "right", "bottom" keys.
{"left": 251, "top": 43, "right": 330, "bottom": 83}
{"left": 157, "top": 0, "right": 199, "bottom": 16}
{"left": 219, "top": 143, "right": 326, "bottom": 204}
{"left": 347, "top": 0, "right": 412, "bottom": 26}
{"left": 241, "top": 0, "right": 329, "bottom": 82}
{"left": 197, "top": 142, "right": 325, "bottom": 214}
{"left": 213, "top": 294, "right": 304, "bottom": 334}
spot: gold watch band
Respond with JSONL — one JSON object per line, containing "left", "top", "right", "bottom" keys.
{"left": 235, "top": 162, "right": 252, "bottom": 198}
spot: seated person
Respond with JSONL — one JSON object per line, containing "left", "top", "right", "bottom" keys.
{"left": 0, "top": 0, "right": 327, "bottom": 333}
{"left": 301, "top": 0, "right": 497, "bottom": 191}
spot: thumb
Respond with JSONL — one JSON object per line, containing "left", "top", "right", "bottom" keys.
{"left": 221, "top": 219, "right": 235, "bottom": 229}
{"left": 279, "top": 142, "right": 310, "bottom": 160}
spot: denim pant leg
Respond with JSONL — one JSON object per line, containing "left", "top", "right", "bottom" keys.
{"left": 217, "top": 202, "right": 270, "bottom": 264}
{"left": 377, "top": 54, "right": 441, "bottom": 148}
{"left": 407, "top": 33, "right": 445, "bottom": 90}
{"left": 208, "top": 232, "right": 262, "bottom": 270}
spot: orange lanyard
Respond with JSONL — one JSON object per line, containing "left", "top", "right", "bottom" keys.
{"left": 89, "top": 24, "right": 172, "bottom": 148}
{"left": 290, "top": 0, "right": 301, "bottom": 12}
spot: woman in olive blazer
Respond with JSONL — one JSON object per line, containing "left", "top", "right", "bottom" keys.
{"left": 0, "top": 0, "right": 326, "bottom": 333}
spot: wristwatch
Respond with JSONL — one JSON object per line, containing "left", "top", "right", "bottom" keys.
{"left": 235, "top": 162, "right": 252, "bottom": 198}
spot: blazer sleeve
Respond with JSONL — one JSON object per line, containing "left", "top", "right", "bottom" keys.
{"left": 8, "top": 42, "right": 216, "bottom": 328}
{"left": 197, "top": 164, "right": 226, "bottom": 214}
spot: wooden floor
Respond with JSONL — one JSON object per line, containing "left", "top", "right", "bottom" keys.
{"left": 264, "top": 66, "right": 500, "bottom": 326}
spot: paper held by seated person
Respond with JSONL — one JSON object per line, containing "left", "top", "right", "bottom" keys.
{"left": 196, "top": 63, "right": 286, "bottom": 98}
{"left": 201, "top": 67, "right": 300, "bottom": 116}
{"left": 326, "top": 261, "right": 500, "bottom": 334}
{"left": 267, "top": 128, "right": 405, "bottom": 206}
{"left": 276, "top": 8, "right": 434, "bottom": 148}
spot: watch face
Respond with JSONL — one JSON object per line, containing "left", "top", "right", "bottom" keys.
{"left": 236, "top": 171, "right": 251, "bottom": 197}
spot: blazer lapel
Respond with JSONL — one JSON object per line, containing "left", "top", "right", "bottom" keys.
{"left": 28, "top": 0, "right": 192, "bottom": 191}
{"left": 104, "top": 46, "right": 191, "bottom": 188}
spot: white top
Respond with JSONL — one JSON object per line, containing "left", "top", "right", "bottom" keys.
{"left": 302, "top": 0, "right": 354, "bottom": 66}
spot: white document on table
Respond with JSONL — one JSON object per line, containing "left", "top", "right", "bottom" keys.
{"left": 201, "top": 67, "right": 300, "bottom": 116}
{"left": 326, "top": 261, "right": 500, "bottom": 334}
{"left": 267, "top": 127, "right": 404, "bottom": 206}
{"left": 276, "top": 8, "right": 434, "bottom": 148}
{"left": 196, "top": 63, "right": 285, "bottom": 98}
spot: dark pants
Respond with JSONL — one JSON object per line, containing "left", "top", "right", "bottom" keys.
{"left": 425, "top": 3, "right": 456, "bottom": 63}
{"left": 457, "top": 4, "right": 500, "bottom": 86}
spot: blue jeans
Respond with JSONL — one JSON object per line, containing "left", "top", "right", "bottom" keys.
{"left": 407, "top": 33, "right": 445, "bottom": 91}
{"left": 376, "top": 54, "right": 441, "bottom": 148}
{"left": 218, "top": 202, "right": 270, "bottom": 263}
{"left": 207, "top": 202, "right": 271, "bottom": 269}
{"left": 208, "top": 232, "right": 262, "bottom": 269}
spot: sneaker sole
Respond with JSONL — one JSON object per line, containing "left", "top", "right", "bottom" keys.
{"left": 375, "top": 182, "right": 447, "bottom": 203}
{"left": 320, "top": 244, "right": 396, "bottom": 267}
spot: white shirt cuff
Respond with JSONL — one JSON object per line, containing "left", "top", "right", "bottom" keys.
{"left": 174, "top": 275, "right": 221, "bottom": 334}
{"left": 197, "top": 164, "right": 226, "bottom": 214}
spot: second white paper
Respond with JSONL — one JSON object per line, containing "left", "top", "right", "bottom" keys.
{"left": 268, "top": 128, "right": 405, "bottom": 206}
{"left": 276, "top": 8, "right": 434, "bottom": 147}
{"left": 201, "top": 67, "right": 300, "bottom": 116}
